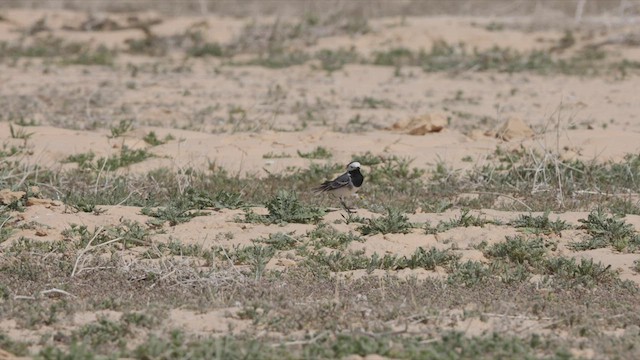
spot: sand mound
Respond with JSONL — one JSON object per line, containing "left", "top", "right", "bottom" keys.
{"left": 389, "top": 113, "right": 447, "bottom": 135}
{"left": 491, "top": 117, "right": 534, "bottom": 141}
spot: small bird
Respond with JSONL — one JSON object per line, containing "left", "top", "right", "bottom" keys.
{"left": 314, "top": 161, "right": 364, "bottom": 212}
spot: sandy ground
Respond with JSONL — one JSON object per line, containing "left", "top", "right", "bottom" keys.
{"left": 1, "top": 7, "right": 640, "bottom": 358}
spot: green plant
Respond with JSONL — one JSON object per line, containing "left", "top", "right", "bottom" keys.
{"left": 307, "top": 223, "right": 363, "bottom": 250}
{"left": 425, "top": 209, "right": 493, "bottom": 234}
{"left": 404, "top": 247, "right": 461, "bottom": 270}
{"left": 98, "top": 146, "right": 153, "bottom": 170}
{"left": 0, "top": 332, "right": 29, "bottom": 357}
{"left": 224, "top": 244, "right": 276, "bottom": 279}
{"left": 108, "top": 119, "right": 134, "bottom": 139}
{"left": 72, "top": 317, "right": 129, "bottom": 351}
{"left": 9, "top": 123, "right": 34, "bottom": 141}
{"left": 448, "top": 260, "right": 490, "bottom": 287}
{"left": 246, "top": 190, "right": 324, "bottom": 224}
{"left": 510, "top": 212, "right": 571, "bottom": 235}
{"left": 298, "top": 146, "right": 332, "bottom": 159}
{"left": 358, "top": 208, "right": 412, "bottom": 235}
{"left": 352, "top": 96, "right": 394, "bottom": 109}
{"left": 254, "top": 232, "right": 299, "bottom": 250}
{"left": 263, "top": 152, "right": 291, "bottom": 159}
{"left": 63, "top": 151, "right": 96, "bottom": 168}
{"left": 373, "top": 47, "right": 415, "bottom": 67}
{"left": 143, "top": 131, "right": 174, "bottom": 146}
{"left": 188, "top": 42, "right": 224, "bottom": 57}
{"left": 543, "top": 257, "right": 616, "bottom": 287}
{"left": 571, "top": 209, "right": 638, "bottom": 252}
{"left": 142, "top": 204, "right": 208, "bottom": 227}
{"left": 484, "top": 236, "right": 547, "bottom": 267}
{"left": 314, "top": 47, "right": 360, "bottom": 72}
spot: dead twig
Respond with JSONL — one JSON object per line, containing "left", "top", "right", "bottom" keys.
{"left": 71, "top": 226, "right": 124, "bottom": 277}
{"left": 40, "top": 288, "right": 76, "bottom": 298}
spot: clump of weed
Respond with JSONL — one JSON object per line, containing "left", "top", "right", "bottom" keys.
{"left": 304, "top": 249, "right": 398, "bottom": 272}
{"left": 298, "top": 146, "right": 332, "bottom": 159}
{"left": 223, "top": 244, "right": 276, "bottom": 279}
{"left": 543, "top": 257, "right": 616, "bottom": 287}
{"left": 142, "top": 188, "right": 216, "bottom": 226}
{"left": 0, "top": 332, "right": 29, "bottom": 356}
{"left": 367, "top": 156, "right": 425, "bottom": 186}
{"left": 314, "top": 47, "right": 360, "bottom": 72}
{"left": 307, "top": 223, "right": 363, "bottom": 250}
{"left": 0, "top": 36, "right": 115, "bottom": 66}
{"left": 484, "top": 236, "right": 547, "bottom": 267}
{"left": 263, "top": 152, "right": 291, "bottom": 159}
{"left": 65, "top": 147, "right": 153, "bottom": 171}
{"left": 404, "top": 247, "right": 461, "bottom": 270}
{"left": 187, "top": 42, "right": 224, "bottom": 57}
{"left": 253, "top": 232, "right": 299, "bottom": 250}
{"left": 448, "top": 260, "right": 491, "bottom": 287}
{"left": 242, "top": 190, "right": 324, "bottom": 224}
{"left": 143, "top": 131, "right": 174, "bottom": 146}
{"left": 70, "top": 317, "right": 130, "bottom": 352}
{"left": 98, "top": 146, "right": 152, "bottom": 170}
{"left": 63, "top": 151, "right": 96, "bottom": 169}
{"left": 425, "top": 209, "right": 493, "bottom": 234}
{"left": 571, "top": 209, "right": 638, "bottom": 252}
{"left": 265, "top": 190, "right": 325, "bottom": 224}
{"left": 352, "top": 96, "right": 394, "bottom": 109}
{"left": 510, "top": 212, "right": 571, "bottom": 235}
{"left": 108, "top": 119, "right": 134, "bottom": 139}
{"left": 373, "top": 47, "right": 416, "bottom": 67}
{"left": 358, "top": 208, "right": 412, "bottom": 235}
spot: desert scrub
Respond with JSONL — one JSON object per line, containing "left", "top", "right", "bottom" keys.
{"left": 241, "top": 190, "right": 325, "bottom": 224}
{"left": 509, "top": 212, "right": 571, "bottom": 235}
{"left": 64, "top": 147, "right": 153, "bottom": 170}
{"left": 570, "top": 209, "right": 640, "bottom": 252}
{"left": 253, "top": 232, "right": 300, "bottom": 250}
{"left": 302, "top": 246, "right": 459, "bottom": 273}
{"left": 431, "top": 148, "right": 640, "bottom": 212}
{"left": 307, "top": 223, "right": 363, "bottom": 250}
{"left": 483, "top": 236, "right": 547, "bottom": 267}
{"left": 298, "top": 146, "right": 332, "bottom": 159}
{"left": 143, "top": 131, "right": 175, "bottom": 146}
{"left": 0, "top": 36, "right": 115, "bottom": 66}
{"left": 425, "top": 209, "right": 494, "bottom": 234}
{"left": 142, "top": 188, "right": 220, "bottom": 226}
{"left": 543, "top": 257, "right": 617, "bottom": 287}
{"left": 357, "top": 208, "right": 412, "bottom": 235}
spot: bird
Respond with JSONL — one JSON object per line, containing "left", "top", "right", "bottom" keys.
{"left": 313, "top": 161, "right": 364, "bottom": 212}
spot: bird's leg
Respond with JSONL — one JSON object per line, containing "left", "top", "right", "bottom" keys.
{"left": 339, "top": 196, "right": 356, "bottom": 214}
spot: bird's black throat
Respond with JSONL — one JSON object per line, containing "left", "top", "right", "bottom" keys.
{"left": 349, "top": 168, "right": 364, "bottom": 187}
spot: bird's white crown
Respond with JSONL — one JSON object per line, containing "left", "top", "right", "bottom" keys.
{"left": 347, "top": 161, "right": 361, "bottom": 171}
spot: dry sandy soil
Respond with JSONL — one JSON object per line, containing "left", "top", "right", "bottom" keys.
{"left": 1, "top": 5, "right": 640, "bottom": 359}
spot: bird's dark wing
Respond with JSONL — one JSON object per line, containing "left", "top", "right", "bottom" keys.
{"left": 314, "top": 172, "right": 351, "bottom": 192}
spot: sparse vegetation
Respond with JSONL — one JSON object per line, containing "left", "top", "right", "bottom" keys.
{"left": 357, "top": 208, "right": 413, "bottom": 235}
{"left": 297, "top": 146, "right": 332, "bottom": 159}
{"left": 571, "top": 208, "right": 639, "bottom": 252}
{"left": 510, "top": 212, "right": 571, "bottom": 235}
{"left": 241, "top": 190, "right": 325, "bottom": 224}
{"left": 425, "top": 209, "right": 494, "bottom": 234}
{"left": 2, "top": 7, "right": 640, "bottom": 359}
{"left": 143, "top": 131, "right": 174, "bottom": 146}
